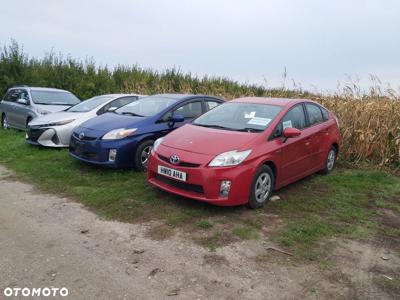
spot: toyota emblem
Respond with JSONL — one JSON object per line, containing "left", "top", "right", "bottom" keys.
{"left": 169, "top": 154, "right": 180, "bottom": 165}
{"left": 78, "top": 132, "right": 85, "bottom": 140}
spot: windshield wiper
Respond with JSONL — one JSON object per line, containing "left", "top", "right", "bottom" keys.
{"left": 120, "top": 112, "right": 144, "bottom": 117}
{"left": 193, "top": 124, "right": 237, "bottom": 131}
{"left": 235, "top": 127, "right": 264, "bottom": 133}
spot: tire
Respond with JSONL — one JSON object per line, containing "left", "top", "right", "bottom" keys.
{"left": 134, "top": 140, "right": 154, "bottom": 171}
{"left": 247, "top": 165, "right": 275, "bottom": 209}
{"left": 320, "top": 146, "right": 337, "bottom": 175}
{"left": 1, "top": 114, "right": 9, "bottom": 130}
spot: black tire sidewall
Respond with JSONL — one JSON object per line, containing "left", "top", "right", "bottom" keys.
{"left": 134, "top": 140, "right": 154, "bottom": 171}
{"left": 248, "top": 165, "right": 275, "bottom": 209}
{"left": 1, "top": 114, "right": 6, "bottom": 129}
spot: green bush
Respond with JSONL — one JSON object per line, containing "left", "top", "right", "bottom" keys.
{"left": 0, "top": 40, "right": 309, "bottom": 100}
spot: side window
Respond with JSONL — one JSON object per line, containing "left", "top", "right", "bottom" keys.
{"left": 4, "top": 90, "right": 20, "bottom": 102}
{"left": 99, "top": 96, "right": 138, "bottom": 114}
{"left": 108, "top": 97, "right": 137, "bottom": 110}
{"left": 321, "top": 107, "right": 329, "bottom": 121}
{"left": 174, "top": 101, "right": 203, "bottom": 119}
{"left": 205, "top": 99, "right": 221, "bottom": 111}
{"left": 19, "top": 89, "right": 30, "bottom": 101}
{"left": 306, "top": 104, "right": 324, "bottom": 126}
{"left": 273, "top": 105, "right": 306, "bottom": 138}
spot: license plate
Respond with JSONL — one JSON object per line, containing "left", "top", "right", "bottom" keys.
{"left": 158, "top": 165, "right": 187, "bottom": 182}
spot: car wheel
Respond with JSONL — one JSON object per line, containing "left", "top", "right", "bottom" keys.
{"left": 320, "top": 146, "right": 337, "bottom": 175}
{"left": 134, "top": 140, "right": 154, "bottom": 171}
{"left": 1, "top": 114, "right": 9, "bottom": 130}
{"left": 248, "top": 165, "right": 274, "bottom": 209}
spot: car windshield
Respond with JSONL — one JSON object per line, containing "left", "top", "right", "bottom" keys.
{"left": 115, "top": 96, "right": 179, "bottom": 117}
{"left": 193, "top": 102, "right": 282, "bottom": 132}
{"left": 67, "top": 95, "right": 114, "bottom": 112}
{"left": 31, "top": 90, "right": 80, "bottom": 106}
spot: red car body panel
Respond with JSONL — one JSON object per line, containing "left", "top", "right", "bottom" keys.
{"left": 148, "top": 97, "right": 340, "bottom": 206}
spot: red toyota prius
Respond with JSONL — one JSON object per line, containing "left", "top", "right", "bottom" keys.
{"left": 147, "top": 97, "right": 340, "bottom": 208}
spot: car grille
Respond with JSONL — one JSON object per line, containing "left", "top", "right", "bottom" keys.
{"left": 70, "top": 138, "right": 100, "bottom": 162}
{"left": 158, "top": 154, "right": 201, "bottom": 168}
{"left": 155, "top": 174, "right": 204, "bottom": 194}
{"left": 72, "top": 132, "right": 97, "bottom": 141}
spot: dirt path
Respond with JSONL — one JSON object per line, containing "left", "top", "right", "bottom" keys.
{"left": 0, "top": 165, "right": 398, "bottom": 299}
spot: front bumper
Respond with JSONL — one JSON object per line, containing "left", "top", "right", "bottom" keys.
{"left": 147, "top": 147, "right": 254, "bottom": 206}
{"left": 26, "top": 126, "right": 67, "bottom": 148}
{"left": 69, "top": 133, "right": 139, "bottom": 168}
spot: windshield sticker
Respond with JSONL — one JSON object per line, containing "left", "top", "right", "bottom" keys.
{"left": 282, "top": 120, "right": 293, "bottom": 129}
{"left": 244, "top": 111, "right": 256, "bottom": 119}
{"left": 248, "top": 117, "right": 271, "bottom": 126}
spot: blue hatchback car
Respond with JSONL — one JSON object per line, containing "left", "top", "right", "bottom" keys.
{"left": 69, "top": 94, "right": 224, "bottom": 170}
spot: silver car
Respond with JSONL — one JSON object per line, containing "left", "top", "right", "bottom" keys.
{"left": 26, "top": 94, "right": 142, "bottom": 147}
{"left": 0, "top": 86, "right": 80, "bottom": 130}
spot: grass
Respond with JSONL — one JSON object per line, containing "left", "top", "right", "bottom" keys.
{"left": 0, "top": 129, "right": 399, "bottom": 259}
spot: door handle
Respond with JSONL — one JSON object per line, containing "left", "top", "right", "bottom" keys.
{"left": 305, "top": 137, "right": 311, "bottom": 146}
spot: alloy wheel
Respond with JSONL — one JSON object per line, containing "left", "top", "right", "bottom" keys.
{"left": 2, "top": 115, "right": 8, "bottom": 129}
{"left": 327, "top": 149, "right": 336, "bottom": 171}
{"left": 254, "top": 172, "right": 272, "bottom": 203}
{"left": 140, "top": 145, "right": 153, "bottom": 169}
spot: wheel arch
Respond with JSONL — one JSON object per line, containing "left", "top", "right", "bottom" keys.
{"left": 331, "top": 142, "right": 339, "bottom": 155}
{"left": 261, "top": 160, "right": 278, "bottom": 188}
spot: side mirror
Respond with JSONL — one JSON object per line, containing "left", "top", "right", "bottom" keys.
{"left": 171, "top": 114, "right": 184, "bottom": 123}
{"left": 107, "top": 107, "right": 118, "bottom": 112}
{"left": 283, "top": 127, "right": 301, "bottom": 139}
{"left": 17, "top": 98, "right": 29, "bottom": 105}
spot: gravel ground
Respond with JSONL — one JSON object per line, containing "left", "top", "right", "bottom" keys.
{"left": 0, "top": 165, "right": 398, "bottom": 300}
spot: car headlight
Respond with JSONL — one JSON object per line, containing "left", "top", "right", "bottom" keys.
{"left": 47, "top": 119, "right": 75, "bottom": 126}
{"left": 152, "top": 137, "right": 164, "bottom": 153}
{"left": 36, "top": 108, "right": 51, "bottom": 115}
{"left": 209, "top": 149, "right": 252, "bottom": 167}
{"left": 102, "top": 128, "right": 137, "bottom": 140}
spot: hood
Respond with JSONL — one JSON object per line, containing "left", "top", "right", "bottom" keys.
{"left": 35, "top": 104, "right": 72, "bottom": 113}
{"left": 30, "top": 111, "right": 86, "bottom": 125}
{"left": 79, "top": 112, "right": 147, "bottom": 133}
{"left": 162, "top": 124, "right": 259, "bottom": 155}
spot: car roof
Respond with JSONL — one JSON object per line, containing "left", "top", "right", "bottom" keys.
{"left": 230, "top": 97, "right": 315, "bottom": 107}
{"left": 9, "top": 86, "right": 71, "bottom": 93}
{"left": 150, "top": 94, "right": 222, "bottom": 100}
{"left": 99, "top": 93, "right": 144, "bottom": 98}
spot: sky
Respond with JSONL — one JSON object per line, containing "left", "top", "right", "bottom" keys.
{"left": 0, "top": 0, "right": 399, "bottom": 91}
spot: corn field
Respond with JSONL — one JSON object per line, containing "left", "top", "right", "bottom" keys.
{"left": 1, "top": 41, "right": 399, "bottom": 167}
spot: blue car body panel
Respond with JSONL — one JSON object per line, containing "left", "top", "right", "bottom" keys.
{"left": 69, "top": 94, "right": 224, "bottom": 169}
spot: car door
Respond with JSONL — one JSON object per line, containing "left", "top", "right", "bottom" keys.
{"left": 2, "top": 89, "right": 21, "bottom": 127}
{"left": 13, "top": 89, "right": 32, "bottom": 128}
{"left": 304, "top": 103, "right": 329, "bottom": 171}
{"left": 271, "top": 104, "right": 314, "bottom": 186}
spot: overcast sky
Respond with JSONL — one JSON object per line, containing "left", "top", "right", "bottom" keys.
{"left": 1, "top": 0, "right": 399, "bottom": 91}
